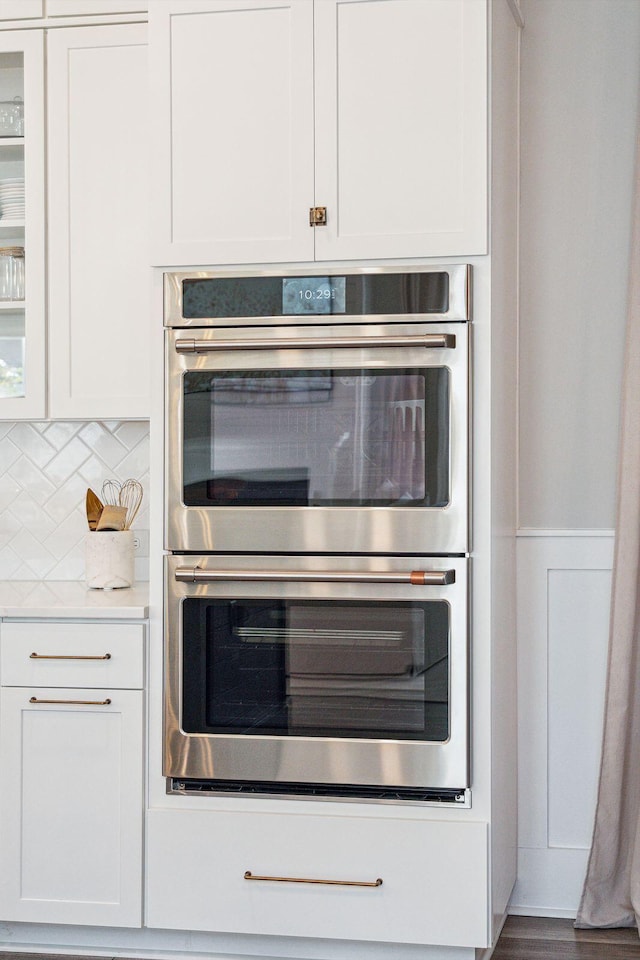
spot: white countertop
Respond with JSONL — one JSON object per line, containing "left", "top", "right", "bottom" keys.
{"left": 0, "top": 581, "right": 149, "bottom": 619}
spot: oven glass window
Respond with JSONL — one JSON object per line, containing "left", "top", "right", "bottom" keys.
{"left": 183, "top": 368, "right": 449, "bottom": 507}
{"left": 182, "top": 599, "right": 450, "bottom": 742}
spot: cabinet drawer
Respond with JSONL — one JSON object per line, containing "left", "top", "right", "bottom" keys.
{"left": 0, "top": 621, "right": 144, "bottom": 689}
{"left": 146, "top": 809, "right": 489, "bottom": 947}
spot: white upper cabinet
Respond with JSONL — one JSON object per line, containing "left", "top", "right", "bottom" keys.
{"left": 149, "top": 0, "right": 487, "bottom": 267}
{"left": 46, "top": 1, "right": 148, "bottom": 14}
{"left": 314, "top": 0, "right": 488, "bottom": 262}
{"left": 0, "top": 1, "right": 43, "bottom": 18}
{"left": 0, "top": 1, "right": 149, "bottom": 19}
{"left": 0, "top": 20, "right": 149, "bottom": 422}
{"left": 150, "top": 0, "right": 315, "bottom": 266}
{"left": 0, "top": 31, "right": 45, "bottom": 420}
{"left": 47, "top": 23, "right": 149, "bottom": 419}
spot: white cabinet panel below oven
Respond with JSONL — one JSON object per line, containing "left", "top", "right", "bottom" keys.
{"left": 145, "top": 808, "right": 489, "bottom": 947}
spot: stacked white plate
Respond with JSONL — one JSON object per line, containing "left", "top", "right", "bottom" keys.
{"left": 0, "top": 178, "right": 24, "bottom": 220}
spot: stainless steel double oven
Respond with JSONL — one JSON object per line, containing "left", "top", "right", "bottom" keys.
{"left": 164, "top": 265, "right": 471, "bottom": 802}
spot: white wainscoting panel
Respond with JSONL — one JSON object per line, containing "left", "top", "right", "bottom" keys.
{"left": 510, "top": 531, "right": 614, "bottom": 917}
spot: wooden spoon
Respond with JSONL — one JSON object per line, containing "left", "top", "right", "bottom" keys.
{"left": 85, "top": 488, "right": 104, "bottom": 531}
{"left": 96, "top": 504, "right": 127, "bottom": 532}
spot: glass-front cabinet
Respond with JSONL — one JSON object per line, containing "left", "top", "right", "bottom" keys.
{"left": 0, "top": 31, "right": 44, "bottom": 418}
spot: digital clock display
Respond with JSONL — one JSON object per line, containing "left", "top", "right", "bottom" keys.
{"left": 282, "top": 277, "right": 346, "bottom": 315}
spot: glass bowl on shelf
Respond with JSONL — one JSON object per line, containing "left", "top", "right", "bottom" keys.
{"left": 0, "top": 97, "right": 23, "bottom": 138}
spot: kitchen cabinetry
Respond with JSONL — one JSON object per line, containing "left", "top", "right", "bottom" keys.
{"left": 147, "top": 808, "right": 489, "bottom": 947}
{"left": 0, "top": 619, "right": 144, "bottom": 927}
{"left": 143, "top": 3, "right": 519, "bottom": 959}
{"left": 149, "top": 0, "right": 487, "bottom": 267}
{"left": 47, "top": 1, "right": 148, "bottom": 14}
{"left": 0, "top": 2, "right": 147, "bottom": 20}
{"left": 0, "top": 1, "right": 42, "bottom": 18}
{"left": 47, "top": 23, "right": 149, "bottom": 419}
{"left": 0, "top": 15, "right": 149, "bottom": 422}
{"left": 0, "top": 30, "right": 45, "bottom": 419}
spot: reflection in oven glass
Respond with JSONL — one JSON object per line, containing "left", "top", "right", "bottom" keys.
{"left": 182, "top": 368, "right": 450, "bottom": 508}
{"left": 182, "top": 599, "right": 449, "bottom": 742}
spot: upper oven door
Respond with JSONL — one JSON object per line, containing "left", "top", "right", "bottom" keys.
{"left": 166, "top": 322, "right": 469, "bottom": 555}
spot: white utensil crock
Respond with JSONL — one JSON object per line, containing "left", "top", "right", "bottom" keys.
{"left": 84, "top": 530, "right": 134, "bottom": 590}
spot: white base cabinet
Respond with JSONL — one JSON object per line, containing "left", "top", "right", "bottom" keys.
{"left": 146, "top": 808, "right": 489, "bottom": 948}
{"left": 0, "top": 621, "right": 144, "bottom": 928}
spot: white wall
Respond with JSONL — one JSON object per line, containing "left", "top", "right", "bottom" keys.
{"left": 519, "top": 0, "right": 640, "bottom": 530}
{"left": 514, "top": 0, "right": 640, "bottom": 917}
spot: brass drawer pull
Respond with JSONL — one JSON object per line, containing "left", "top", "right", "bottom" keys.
{"left": 29, "top": 697, "right": 112, "bottom": 706}
{"left": 244, "top": 871, "right": 382, "bottom": 888}
{"left": 30, "top": 652, "right": 112, "bottom": 661}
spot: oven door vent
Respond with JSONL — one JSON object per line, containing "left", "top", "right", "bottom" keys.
{"left": 168, "top": 778, "right": 466, "bottom": 805}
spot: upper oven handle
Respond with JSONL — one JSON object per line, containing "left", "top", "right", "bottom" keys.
{"left": 175, "top": 567, "right": 456, "bottom": 586}
{"left": 175, "top": 334, "right": 456, "bottom": 353}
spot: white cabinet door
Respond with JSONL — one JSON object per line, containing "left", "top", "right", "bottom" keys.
{"left": 0, "top": 687, "right": 143, "bottom": 927}
{"left": 47, "top": 24, "right": 149, "bottom": 419}
{"left": 0, "top": 30, "right": 45, "bottom": 420}
{"left": 314, "top": 0, "right": 488, "bottom": 261}
{"left": 149, "top": 0, "right": 315, "bottom": 266}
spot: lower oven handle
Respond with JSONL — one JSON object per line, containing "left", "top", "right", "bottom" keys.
{"left": 175, "top": 333, "right": 456, "bottom": 353}
{"left": 175, "top": 567, "right": 455, "bottom": 586}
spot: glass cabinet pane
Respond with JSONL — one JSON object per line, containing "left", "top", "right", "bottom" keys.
{"left": 0, "top": 311, "right": 24, "bottom": 397}
{"left": 0, "top": 32, "right": 45, "bottom": 418}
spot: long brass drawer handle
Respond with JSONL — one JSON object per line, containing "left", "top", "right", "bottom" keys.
{"left": 244, "top": 871, "right": 382, "bottom": 888}
{"left": 29, "top": 697, "right": 112, "bottom": 706}
{"left": 30, "top": 652, "right": 112, "bottom": 661}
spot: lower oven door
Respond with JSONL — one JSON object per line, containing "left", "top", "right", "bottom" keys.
{"left": 164, "top": 555, "right": 468, "bottom": 793}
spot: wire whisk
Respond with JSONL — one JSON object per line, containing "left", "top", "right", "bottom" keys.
{"left": 101, "top": 478, "right": 121, "bottom": 506}
{"left": 119, "top": 478, "right": 143, "bottom": 530}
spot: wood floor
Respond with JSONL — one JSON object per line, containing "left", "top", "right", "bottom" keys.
{"left": 0, "top": 919, "right": 639, "bottom": 960}
{"left": 494, "top": 916, "right": 640, "bottom": 959}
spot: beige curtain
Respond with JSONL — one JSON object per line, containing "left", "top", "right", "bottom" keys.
{"left": 575, "top": 126, "right": 640, "bottom": 929}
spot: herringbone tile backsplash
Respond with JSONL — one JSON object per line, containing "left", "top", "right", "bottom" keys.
{"left": 0, "top": 421, "right": 149, "bottom": 581}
